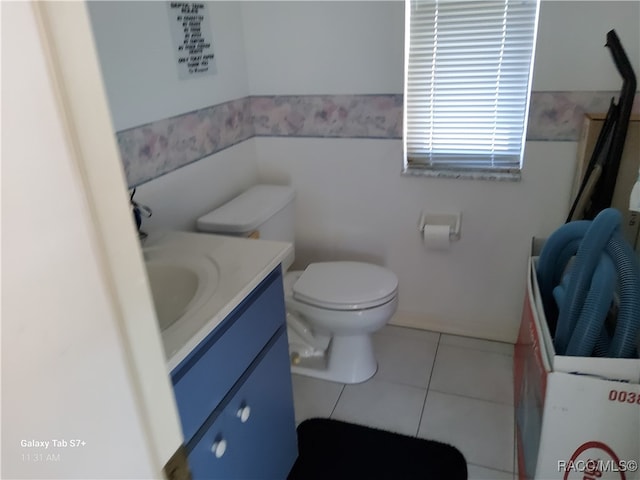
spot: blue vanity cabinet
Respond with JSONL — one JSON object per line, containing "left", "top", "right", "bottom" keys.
{"left": 188, "top": 333, "right": 298, "bottom": 479}
{"left": 170, "top": 267, "right": 298, "bottom": 479}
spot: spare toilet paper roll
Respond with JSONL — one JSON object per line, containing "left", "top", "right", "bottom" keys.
{"left": 422, "top": 224, "right": 451, "bottom": 250}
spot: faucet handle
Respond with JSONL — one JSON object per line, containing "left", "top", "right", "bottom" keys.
{"left": 130, "top": 188, "right": 152, "bottom": 239}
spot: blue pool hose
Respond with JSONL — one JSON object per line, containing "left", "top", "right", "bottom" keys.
{"left": 536, "top": 208, "right": 640, "bottom": 358}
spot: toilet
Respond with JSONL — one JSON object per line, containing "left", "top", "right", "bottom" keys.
{"left": 196, "top": 185, "right": 398, "bottom": 383}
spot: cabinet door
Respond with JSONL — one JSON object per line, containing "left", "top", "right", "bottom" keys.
{"left": 188, "top": 333, "right": 298, "bottom": 479}
{"left": 172, "top": 269, "right": 285, "bottom": 442}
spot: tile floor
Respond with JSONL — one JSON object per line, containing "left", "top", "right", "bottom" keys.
{"left": 290, "top": 325, "right": 517, "bottom": 480}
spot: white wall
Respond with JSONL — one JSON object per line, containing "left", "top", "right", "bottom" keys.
{"left": 255, "top": 138, "right": 577, "bottom": 342}
{"left": 243, "top": 0, "right": 640, "bottom": 342}
{"left": 533, "top": 1, "right": 640, "bottom": 91}
{"left": 88, "top": 0, "right": 251, "bottom": 131}
{"left": 242, "top": 1, "right": 404, "bottom": 94}
{"left": 242, "top": 0, "right": 640, "bottom": 95}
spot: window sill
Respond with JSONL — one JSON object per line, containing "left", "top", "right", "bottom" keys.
{"left": 402, "top": 167, "right": 522, "bottom": 182}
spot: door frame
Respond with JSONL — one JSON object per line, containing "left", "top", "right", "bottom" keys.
{"left": 33, "top": 0, "right": 184, "bottom": 470}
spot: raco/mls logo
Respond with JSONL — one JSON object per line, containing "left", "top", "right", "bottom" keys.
{"left": 562, "top": 441, "right": 627, "bottom": 480}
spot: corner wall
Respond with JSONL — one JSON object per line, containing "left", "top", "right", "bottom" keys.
{"left": 242, "top": 0, "right": 640, "bottom": 342}
{"left": 88, "top": 1, "right": 640, "bottom": 342}
{"left": 87, "top": 1, "right": 258, "bottom": 229}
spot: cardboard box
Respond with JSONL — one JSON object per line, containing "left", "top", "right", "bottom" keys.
{"left": 515, "top": 242, "right": 640, "bottom": 480}
{"left": 528, "top": 256, "right": 640, "bottom": 383}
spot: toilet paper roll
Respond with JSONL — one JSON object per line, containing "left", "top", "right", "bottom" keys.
{"left": 422, "top": 225, "right": 451, "bottom": 250}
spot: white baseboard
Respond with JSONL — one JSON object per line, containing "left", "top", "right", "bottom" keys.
{"left": 389, "top": 309, "right": 517, "bottom": 344}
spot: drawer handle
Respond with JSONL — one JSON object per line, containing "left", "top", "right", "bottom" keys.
{"left": 236, "top": 405, "right": 251, "bottom": 423}
{"left": 211, "top": 439, "right": 227, "bottom": 458}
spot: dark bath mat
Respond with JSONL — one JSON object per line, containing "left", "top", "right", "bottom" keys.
{"left": 287, "top": 418, "right": 468, "bottom": 480}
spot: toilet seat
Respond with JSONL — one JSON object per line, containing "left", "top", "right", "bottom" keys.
{"left": 292, "top": 262, "right": 398, "bottom": 311}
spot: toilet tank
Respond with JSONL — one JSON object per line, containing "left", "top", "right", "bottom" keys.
{"left": 197, "top": 185, "right": 296, "bottom": 267}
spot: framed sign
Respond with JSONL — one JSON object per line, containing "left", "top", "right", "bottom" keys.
{"left": 168, "top": 2, "right": 216, "bottom": 79}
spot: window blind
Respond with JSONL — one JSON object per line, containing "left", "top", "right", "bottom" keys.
{"left": 404, "top": 0, "right": 539, "bottom": 173}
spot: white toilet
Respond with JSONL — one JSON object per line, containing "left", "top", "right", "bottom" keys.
{"left": 196, "top": 185, "right": 398, "bottom": 383}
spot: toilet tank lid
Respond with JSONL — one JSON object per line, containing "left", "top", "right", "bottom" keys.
{"left": 197, "top": 185, "right": 295, "bottom": 233}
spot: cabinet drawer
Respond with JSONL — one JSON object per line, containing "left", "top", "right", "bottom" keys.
{"left": 171, "top": 268, "right": 285, "bottom": 442}
{"left": 188, "top": 332, "right": 298, "bottom": 480}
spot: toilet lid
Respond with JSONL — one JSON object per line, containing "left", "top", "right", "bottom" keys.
{"left": 293, "top": 262, "right": 398, "bottom": 310}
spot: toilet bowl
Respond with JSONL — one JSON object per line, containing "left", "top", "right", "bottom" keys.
{"left": 196, "top": 185, "right": 398, "bottom": 383}
{"left": 284, "top": 263, "right": 398, "bottom": 383}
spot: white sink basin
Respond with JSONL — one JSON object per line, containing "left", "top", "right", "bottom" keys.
{"left": 141, "top": 231, "right": 293, "bottom": 370}
{"left": 144, "top": 248, "right": 220, "bottom": 331}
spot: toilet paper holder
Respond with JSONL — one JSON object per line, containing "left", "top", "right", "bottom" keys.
{"left": 418, "top": 212, "right": 462, "bottom": 241}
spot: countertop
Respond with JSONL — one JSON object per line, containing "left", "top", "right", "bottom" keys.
{"left": 144, "top": 231, "right": 293, "bottom": 372}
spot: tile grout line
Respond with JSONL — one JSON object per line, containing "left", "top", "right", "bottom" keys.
{"left": 427, "top": 388, "right": 515, "bottom": 407}
{"left": 467, "top": 462, "right": 516, "bottom": 476}
{"left": 513, "top": 390, "right": 518, "bottom": 477}
{"left": 415, "top": 332, "right": 441, "bottom": 436}
{"left": 423, "top": 384, "right": 516, "bottom": 473}
{"left": 438, "top": 342, "right": 515, "bottom": 358}
{"left": 328, "top": 383, "right": 346, "bottom": 419}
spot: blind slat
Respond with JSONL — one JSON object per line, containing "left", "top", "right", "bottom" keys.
{"left": 404, "top": 0, "right": 539, "bottom": 172}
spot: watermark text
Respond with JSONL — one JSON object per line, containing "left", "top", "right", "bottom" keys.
{"left": 558, "top": 459, "right": 638, "bottom": 474}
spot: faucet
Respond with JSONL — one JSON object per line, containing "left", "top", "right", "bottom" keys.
{"left": 130, "top": 188, "right": 152, "bottom": 240}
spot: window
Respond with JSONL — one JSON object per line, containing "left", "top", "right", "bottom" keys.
{"left": 403, "top": 0, "right": 540, "bottom": 178}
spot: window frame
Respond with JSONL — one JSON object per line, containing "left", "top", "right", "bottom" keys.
{"left": 402, "top": 0, "right": 540, "bottom": 181}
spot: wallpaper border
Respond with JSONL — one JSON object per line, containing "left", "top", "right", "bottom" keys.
{"left": 117, "top": 92, "right": 639, "bottom": 186}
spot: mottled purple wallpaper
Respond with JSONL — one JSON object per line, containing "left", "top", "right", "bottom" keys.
{"left": 117, "top": 92, "right": 639, "bottom": 186}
